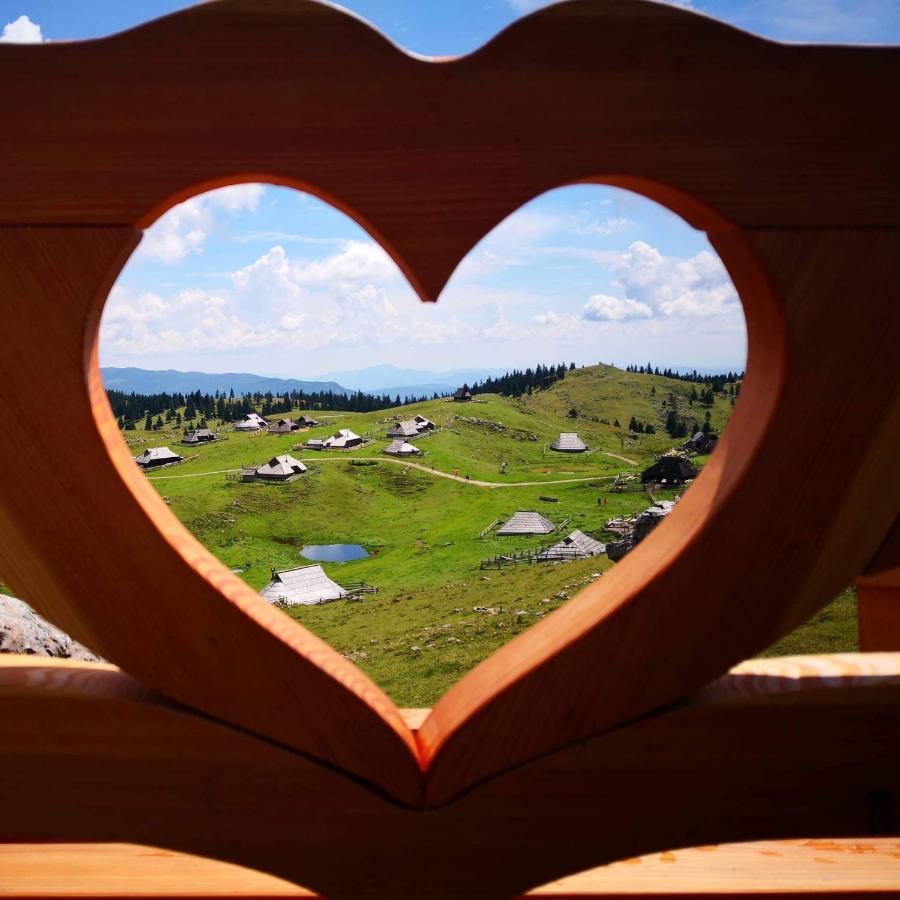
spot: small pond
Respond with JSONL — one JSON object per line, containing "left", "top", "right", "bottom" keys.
{"left": 300, "top": 543, "right": 369, "bottom": 562}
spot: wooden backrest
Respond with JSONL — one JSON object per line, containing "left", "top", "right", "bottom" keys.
{"left": 0, "top": 1, "right": 898, "bottom": 894}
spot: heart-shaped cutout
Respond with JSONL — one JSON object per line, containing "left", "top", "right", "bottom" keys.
{"left": 101, "top": 180, "right": 747, "bottom": 716}
{"left": 1, "top": 0, "right": 897, "bottom": 809}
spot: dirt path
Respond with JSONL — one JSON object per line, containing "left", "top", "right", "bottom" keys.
{"left": 602, "top": 451, "right": 638, "bottom": 465}
{"left": 148, "top": 456, "right": 617, "bottom": 488}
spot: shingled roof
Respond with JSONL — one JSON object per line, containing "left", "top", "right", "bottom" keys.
{"left": 181, "top": 428, "right": 216, "bottom": 445}
{"left": 255, "top": 454, "right": 306, "bottom": 480}
{"left": 538, "top": 529, "right": 606, "bottom": 560}
{"left": 387, "top": 419, "right": 420, "bottom": 438}
{"left": 260, "top": 565, "right": 347, "bottom": 606}
{"left": 383, "top": 439, "right": 422, "bottom": 456}
{"left": 641, "top": 452, "right": 698, "bottom": 485}
{"left": 550, "top": 432, "right": 587, "bottom": 453}
{"left": 134, "top": 446, "right": 184, "bottom": 467}
{"left": 497, "top": 511, "right": 555, "bottom": 535}
{"left": 324, "top": 428, "right": 362, "bottom": 448}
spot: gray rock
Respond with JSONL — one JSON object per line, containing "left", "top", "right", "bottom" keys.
{"left": 0, "top": 594, "right": 101, "bottom": 662}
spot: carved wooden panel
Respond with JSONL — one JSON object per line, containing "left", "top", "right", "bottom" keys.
{"left": 0, "top": 0, "right": 897, "bottom": 895}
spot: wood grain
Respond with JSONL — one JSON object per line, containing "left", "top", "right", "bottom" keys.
{"left": 0, "top": 0, "right": 898, "bottom": 298}
{"left": 0, "top": 655, "right": 897, "bottom": 898}
{"left": 3, "top": 839, "right": 899, "bottom": 898}
{"left": 0, "top": 1, "right": 898, "bottom": 892}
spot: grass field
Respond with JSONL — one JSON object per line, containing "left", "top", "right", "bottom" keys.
{"left": 1, "top": 364, "right": 858, "bottom": 703}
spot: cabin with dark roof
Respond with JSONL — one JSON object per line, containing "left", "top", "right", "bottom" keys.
{"left": 641, "top": 453, "right": 698, "bottom": 485}
{"left": 268, "top": 418, "right": 300, "bottom": 435}
{"left": 683, "top": 430, "right": 719, "bottom": 455}
{"left": 296, "top": 415, "right": 320, "bottom": 428}
{"left": 453, "top": 384, "right": 473, "bottom": 402}
{"left": 181, "top": 428, "right": 217, "bottom": 446}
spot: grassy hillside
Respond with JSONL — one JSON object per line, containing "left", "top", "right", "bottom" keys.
{"left": 95, "top": 363, "right": 855, "bottom": 704}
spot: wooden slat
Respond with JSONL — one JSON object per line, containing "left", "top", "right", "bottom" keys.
{"left": 2, "top": 839, "right": 899, "bottom": 898}
{"left": 0, "top": 656, "right": 897, "bottom": 898}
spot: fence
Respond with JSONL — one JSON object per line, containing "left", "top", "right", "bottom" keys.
{"left": 479, "top": 539, "right": 600, "bottom": 570}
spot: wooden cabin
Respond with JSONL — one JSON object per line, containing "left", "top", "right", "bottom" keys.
{"left": 452, "top": 384, "right": 473, "bottom": 402}
{"left": 550, "top": 432, "right": 588, "bottom": 453}
{"left": 383, "top": 439, "right": 422, "bottom": 457}
{"left": 253, "top": 454, "right": 307, "bottom": 482}
{"left": 267, "top": 418, "right": 300, "bottom": 434}
{"left": 133, "top": 446, "right": 184, "bottom": 469}
{"left": 180, "top": 428, "right": 217, "bottom": 446}
{"left": 260, "top": 564, "right": 347, "bottom": 606}
{"left": 323, "top": 428, "right": 362, "bottom": 449}
{"left": 233, "top": 413, "right": 268, "bottom": 432}
{"left": 497, "top": 511, "right": 556, "bottom": 536}
{"left": 641, "top": 453, "right": 698, "bottom": 485}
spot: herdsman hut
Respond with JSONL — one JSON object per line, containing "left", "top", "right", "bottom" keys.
{"left": 683, "top": 430, "right": 719, "bottom": 454}
{"left": 254, "top": 454, "right": 307, "bottom": 482}
{"left": 296, "top": 414, "right": 320, "bottom": 428}
{"left": 234, "top": 413, "right": 268, "bottom": 432}
{"left": 550, "top": 432, "right": 587, "bottom": 453}
{"left": 538, "top": 530, "right": 606, "bottom": 560}
{"left": 260, "top": 564, "right": 347, "bottom": 606}
{"left": 388, "top": 416, "right": 435, "bottom": 439}
{"left": 324, "top": 428, "right": 362, "bottom": 449}
{"left": 134, "top": 447, "right": 184, "bottom": 469}
{"left": 383, "top": 440, "right": 422, "bottom": 457}
{"left": 641, "top": 451, "right": 698, "bottom": 485}
{"left": 497, "top": 511, "right": 556, "bottom": 536}
{"left": 453, "top": 384, "right": 473, "bottom": 402}
{"left": 268, "top": 418, "right": 300, "bottom": 435}
{"left": 181, "top": 428, "right": 216, "bottom": 446}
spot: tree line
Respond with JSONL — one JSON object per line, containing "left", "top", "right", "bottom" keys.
{"left": 106, "top": 386, "right": 436, "bottom": 431}
{"left": 470, "top": 362, "right": 574, "bottom": 398}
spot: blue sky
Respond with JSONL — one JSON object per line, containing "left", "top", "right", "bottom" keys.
{"left": 4, "top": 1, "right": 898, "bottom": 377}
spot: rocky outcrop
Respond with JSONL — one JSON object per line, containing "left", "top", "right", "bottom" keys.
{"left": 0, "top": 594, "right": 100, "bottom": 662}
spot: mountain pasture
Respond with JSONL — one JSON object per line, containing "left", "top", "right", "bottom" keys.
{"left": 115, "top": 364, "right": 855, "bottom": 704}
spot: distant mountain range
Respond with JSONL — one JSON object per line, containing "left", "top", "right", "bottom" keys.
{"left": 100, "top": 364, "right": 504, "bottom": 399}
{"left": 317, "top": 364, "right": 505, "bottom": 396}
{"left": 101, "top": 367, "right": 348, "bottom": 397}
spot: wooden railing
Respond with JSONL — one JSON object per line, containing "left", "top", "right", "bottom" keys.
{"left": 0, "top": 0, "right": 897, "bottom": 897}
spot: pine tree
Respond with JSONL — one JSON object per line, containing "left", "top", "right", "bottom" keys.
{"left": 144, "top": 412, "right": 153, "bottom": 432}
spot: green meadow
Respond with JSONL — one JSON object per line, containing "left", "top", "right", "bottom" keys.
{"left": 116, "top": 364, "right": 856, "bottom": 705}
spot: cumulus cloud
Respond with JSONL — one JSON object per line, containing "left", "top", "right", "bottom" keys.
{"left": 138, "top": 184, "right": 265, "bottom": 263}
{"left": 583, "top": 293, "right": 653, "bottom": 322}
{"left": 1, "top": 14, "right": 43, "bottom": 42}
{"left": 568, "top": 240, "right": 739, "bottom": 324}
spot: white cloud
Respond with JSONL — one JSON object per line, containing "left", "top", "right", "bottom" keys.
{"left": 1, "top": 14, "right": 43, "bottom": 42}
{"left": 138, "top": 184, "right": 265, "bottom": 263}
{"left": 609, "top": 241, "right": 738, "bottom": 319}
{"left": 583, "top": 293, "right": 653, "bottom": 322}
{"left": 575, "top": 216, "right": 634, "bottom": 237}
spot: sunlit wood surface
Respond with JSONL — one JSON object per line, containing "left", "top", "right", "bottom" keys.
{"left": 0, "top": 0, "right": 897, "bottom": 895}
{"left": 3, "top": 839, "right": 899, "bottom": 898}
